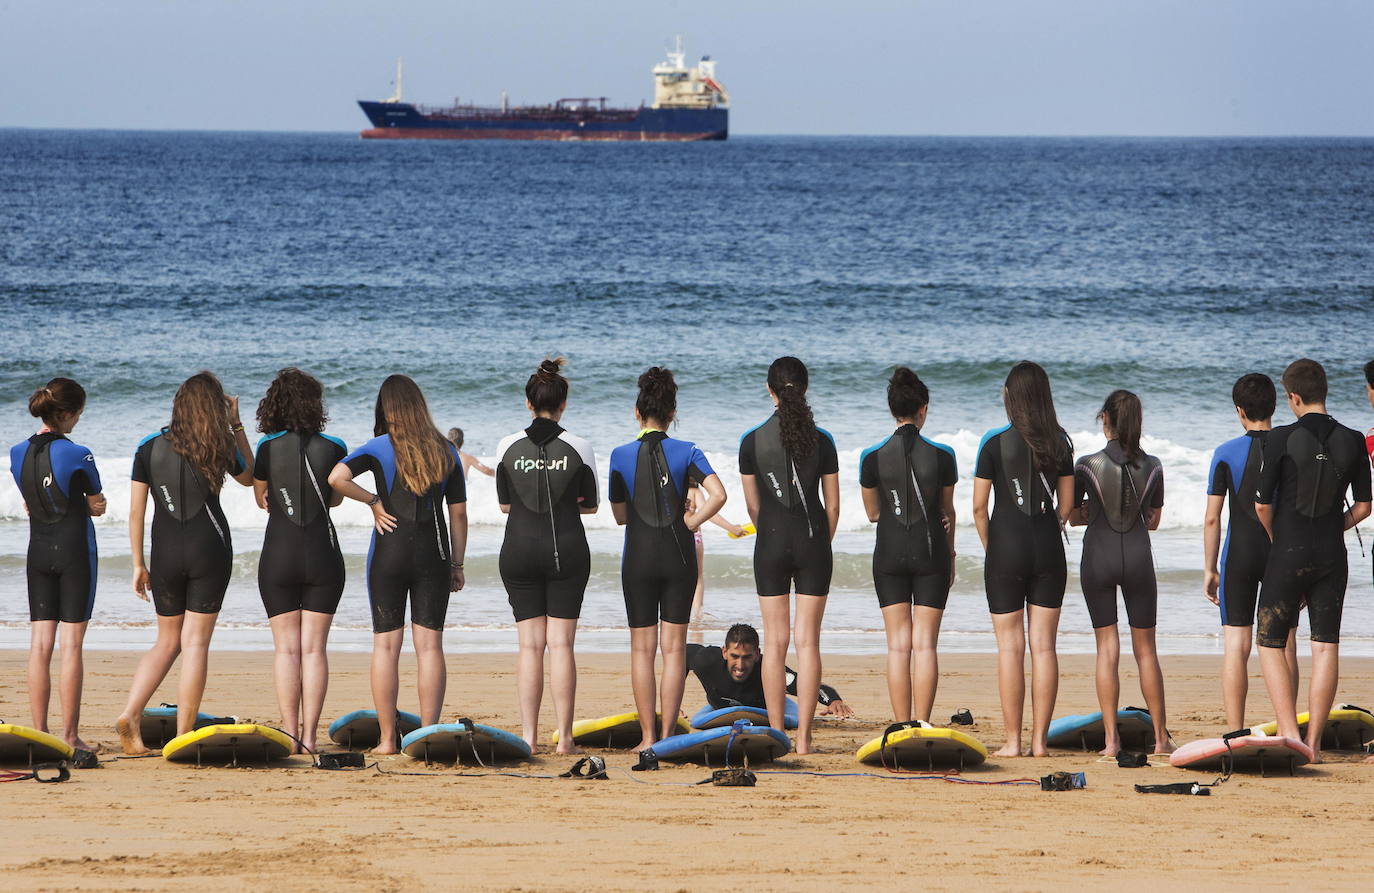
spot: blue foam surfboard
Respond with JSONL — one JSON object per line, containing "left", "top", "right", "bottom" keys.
{"left": 1046, "top": 708, "right": 1154, "bottom": 751}
{"left": 328, "top": 709, "right": 424, "bottom": 749}
{"left": 649, "top": 723, "right": 791, "bottom": 765}
{"left": 690, "top": 698, "right": 799, "bottom": 730}
{"left": 401, "top": 722, "right": 532, "bottom": 764}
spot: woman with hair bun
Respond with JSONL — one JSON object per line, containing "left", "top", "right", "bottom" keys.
{"left": 253, "top": 368, "right": 349, "bottom": 752}
{"left": 859, "top": 367, "right": 957, "bottom": 723}
{"left": 608, "top": 366, "right": 727, "bottom": 751}
{"left": 1069, "top": 389, "right": 1170, "bottom": 755}
{"left": 116, "top": 371, "right": 255, "bottom": 754}
{"left": 10, "top": 377, "right": 106, "bottom": 749}
{"left": 738, "top": 356, "right": 840, "bottom": 754}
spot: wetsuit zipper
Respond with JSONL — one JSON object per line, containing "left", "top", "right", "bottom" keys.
{"left": 540, "top": 444, "right": 561, "bottom": 573}
{"left": 650, "top": 442, "right": 688, "bottom": 566}
{"left": 790, "top": 459, "right": 814, "bottom": 538}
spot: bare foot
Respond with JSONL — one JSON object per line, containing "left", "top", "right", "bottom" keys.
{"left": 631, "top": 739, "right": 655, "bottom": 753}
{"left": 554, "top": 742, "right": 584, "bottom": 756}
{"left": 1099, "top": 742, "right": 1121, "bottom": 757}
{"left": 993, "top": 743, "right": 1023, "bottom": 758}
{"left": 67, "top": 736, "right": 95, "bottom": 752}
{"left": 1153, "top": 738, "right": 1177, "bottom": 755}
{"left": 1308, "top": 750, "right": 1324, "bottom": 765}
{"left": 795, "top": 737, "right": 814, "bottom": 755}
{"left": 1030, "top": 745, "right": 1049, "bottom": 757}
{"left": 1362, "top": 754, "right": 1374, "bottom": 764}
{"left": 301, "top": 739, "right": 317, "bottom": 754}
{"left": 115, "top": 716, "right": 149, "bottom": 755}
{"left": 369, "top": 745, "right": 399, "bottom": 756}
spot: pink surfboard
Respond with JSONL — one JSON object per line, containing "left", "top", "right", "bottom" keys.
{"left": 1169, "top": 734, "right": 1312, "bottom": 775}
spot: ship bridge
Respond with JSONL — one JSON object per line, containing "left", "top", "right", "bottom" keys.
{"left": 651, "top": 38, "right": 729, "bottom": 110}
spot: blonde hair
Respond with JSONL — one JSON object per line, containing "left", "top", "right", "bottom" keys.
{"left": 373, "top": 375, "right": 454, "bottom": 494}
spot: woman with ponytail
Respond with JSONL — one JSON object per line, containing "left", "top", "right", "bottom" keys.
{"left": 328, "top": 375, "right": 467, "bottom": 753}
{"left": 10, "top": 378, "right": 106, "bottom": 749}
{"left": 859, "top": 367, "right": 957, "bottom": 723}
{"left": 495, "top": 358, "right": 598, "bottom": 754}
{"left": 1068, "top": 389, "right": 1170, "bottom": 754}
{"left": 608, "top": 367, "right": 727, "bottom": 751}
{"left": 116, "top": 371, "right": 255, "bottom": 754}
{"left": 738, "top": 356, "right": 840, "bottom": 754}
{"left": 971, "top": 361, "right": 1074, "bottom": 757}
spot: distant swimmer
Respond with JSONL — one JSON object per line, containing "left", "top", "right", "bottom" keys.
{"left": 686, "top": 624, "right": 851, "bottom": 717}
{"left": 447, "top": 427, "right": 494, "bottom": 478}
{"left": 859, "top": 367, "right": 957, "bottom": 725}
{"left": 328, "top": 375, "right": 467, "bottom": 754}
{"left": 1202, "top": 373, "right": 1297, "bottom": 730}
{"left": 10, "top": 377, "right": 106, "bottom": 751}
{"left": 1255, "top": 359, "right": 1371, "bottom": 763}
{"left": 972, "top": 361, "right": 1074, "bottom": 758}
{"left": 1068, "top": 390, "right": 1171, "bottom": 755}
{"left": 738, "top": 356, "right": 840, "bottom": 754}
{"left": 253, "top": 368, "right": 348, "bottom": 753}
{"left": 495, "top": 358, "right": 598, "bottom": 754}
{"left": 608, "top": 366, "right": 727, "bottom": 751}
{"left": 116, "top": 372, "right": 255, "bottom": 755}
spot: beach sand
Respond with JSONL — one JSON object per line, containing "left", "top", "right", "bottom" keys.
{"left": 1, "top": 648, "right": 1372, "bottom": 891}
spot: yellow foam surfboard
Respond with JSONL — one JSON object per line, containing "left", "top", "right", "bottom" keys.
{"left": 0, "top": 723, "right": 75, "bottom": 766}
{"left": 1254, "top": 706, "right": 1374, "bottom": 750}
{"left": 855, "top": 725, "right": 988, "bottom": 770}
{"left": 728, "top": 522, "right": 756, "bottom": 539}
{"left": 551, "top": 711, "right": 691, "bottom": 748}
{"left": 162, "top": 723, "right": 293, "bottom": 765}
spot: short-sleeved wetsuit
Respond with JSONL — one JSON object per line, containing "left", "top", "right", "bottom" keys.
{"left": 608, "top": 431, "right": 713, "bottom": 627}
{"left": 1075, "top": 441, "right": 1164, "bottom": 629}
{"left": 343, "top": 435, "right": 465, "bottom": 633}
{"left": 10, "top": 433, "right": 102, "bottom": 623}
{"left": 1207, "top": 430, "right": 1275, "bottom": 626}
{"left": 739, "top": 415, "right": 839, "bottom": 596}
{"left": 859, "top": 424, "right": 958, "bottom": 609}
{"left": 684, "top": 644, "right": 841, "bottom": 708}
{"left": 1254, "top": 413, "right": 1372, "bottom": 647}
{"left": 495, "top": 418, "right": 598, "bottom": 622}
{"left": 975, "top": 425, "right": 1073, "bottom": 614}
{"left": 254, "top": 431, "right": 348, "bottom": 617}
{"left": 131, "top": 430, "right": 243, "bottom": 616}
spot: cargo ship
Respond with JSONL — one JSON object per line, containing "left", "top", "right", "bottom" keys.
{"left": 358, "top": 41, "right": 728, "bottom": 141}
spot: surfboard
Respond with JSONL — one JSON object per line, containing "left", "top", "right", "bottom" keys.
{"left": 551, "top": 711, "right": 691, "bottom": 748}
{"left": 1253, "top": 705, "right": 1374, "bottom": 751}
{"left": 691, "top": 698, "right": 799, "bottom": 730}
{"left": 140, "top": 705, "right": 231, "bottom": 748}
{"left": 1169, "top": 734, "right": 1312, "bottom": 775}
{"left": 400, "top": 722, "right": 532, "bottom": 764}
{"left": 0, "top": 723, "right": 75, "bottom": 766}
{"left": 328, "top": 709, "right": 424, "bottom": 750}
{"left": 1046, "top": 708, "right": 1155, "bottom": 751}
{"left": 649, "top": 724, "right": 792, "bottom": 766}
{"left": 855, "top": 725, "right": 988, "bottom": 770}
{"left": 162, "top": 723, "right": 294, "bottom": 766}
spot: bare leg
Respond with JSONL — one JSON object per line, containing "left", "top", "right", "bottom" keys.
{"left": 57, "top": 621, "right": 91, "bottom": 749}
{"left": 269, "top": 610, "right": 303, "bottom": 749}
{"left": 28, "top": 621, "right": 57, "bottom": 732}
{"left": 792, "top": 594, "right": 827, "bottom": 754}
{"left": 658, "top": 621, "right": 689, "bottom": 741}
{"left": 758, "top": 595, "right": 792, "bottom": 737}
{"left": 1131, "top": 626, "right": 1171, "bottom": 753}
{"left": 1284, "top": 627, "right": 1300, "bottom": 711}
{"left": 369, "top": 628, "right": 404, "bottom": 754}
{"left": 116, "top": 613, "right": 184, "bottom": 754}
{"left": 912, "top": 606, "right": 943, "bottom": 723}
{"left": 175, "top": 611, "right": 219, "bottom": 736}
{"left": 879, "top": 604, "right": 913, "bottom": 722}
{"left": 299, "top": 610, "right": 333, "bottom": 752}
{"left": 1026, "top": 604, "right": 1061, "bottom": 757}
{"left": 1093, "top": 624, "right": 1122, "bottom": 756}
{"left": 412, "top": 623, "right": 446, "bottom": 727}
{"left": 690, "top": 539, "right": 705, "bottom": 623}
{"left": 1259, "top": 644, "right": 1300, "bottom": 741}
{"left": 548, "top": 617, "right": 581, "bottom": 755}
{"left": 1221, "top": 624, "right": 1252, "bottom": 730}
{"left": 629, "top": 624, "right": 659, "bottom": 750}
{"left": 1304, "top": 641, "right": 1339, "bottom": 764}
{"left": 515, "top": 617, "right": 547, "bottom": 753}
{"left": 990, "top": 610, "right": 1026, "bottom": 757}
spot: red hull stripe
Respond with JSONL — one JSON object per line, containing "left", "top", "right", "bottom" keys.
{"left": 359, "top": 128, "right": 722, "bottom": 142}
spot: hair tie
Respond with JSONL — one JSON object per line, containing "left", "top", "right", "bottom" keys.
{"left": 42, "top": 386, "right": 53, "bottom": 396}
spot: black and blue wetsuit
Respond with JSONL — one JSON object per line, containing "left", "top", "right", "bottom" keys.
{"left": 859, "top": 425, "right": 958, "bottom": 610}
{"left": 254, "top": 431, "right": 348, "bottom": 618}
{"left": 608, "top": 431, "right": 714, "bottom": 627}
{"left": 495, "top": 418, "right": 598, "bottom": 622}
{"left": 343, "top": 435, "right": 465, "bottom": 633}
{"left": 974, "top": 425, "right": 1073, "bottom": 614}
{"left": 1075, "top": 441, "right": 1164, "bottom": 629}
{"left": 739, "top": 415, "right": 839, "bottom": 597}
{"left": 10, "top": 433, "right": 102, "bottom": 623}
{"left": 131, "top": 430, "right": 243, "bottom": 616}
{"left": 1254, "top": 413, "right": 1371, "bottom": 648}
{"left": 1207, "top": 430, "right": 1274, "bottom": 626}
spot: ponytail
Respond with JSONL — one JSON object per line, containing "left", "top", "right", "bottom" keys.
{"left": 887, "top": 366, "right": 929, "bottom": 420}
{"left": 28, "top": 377, "right": 86, "bottom": 426}
{"left": 635, "top": 366, "right": 677, "bottom": 426}
{"left": 767, "top": 356, "right": 817, "bottom": 460}
{"left": 526, "top": 358, "right": 570, "bottom": 414}
{"left": 1099, "top": 389, "right": 1144, "bottom": 461}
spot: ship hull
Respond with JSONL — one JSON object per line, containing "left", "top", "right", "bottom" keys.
{"left": 357, "top": 102, "right": 727, "bottom": 141}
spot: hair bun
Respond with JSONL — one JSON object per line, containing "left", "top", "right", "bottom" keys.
{"left": 537, "top": 358, "right": 566, "bottom": 381}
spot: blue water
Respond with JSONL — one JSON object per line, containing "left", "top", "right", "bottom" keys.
{"left": 2, "top": 130, "right": 1372, "bottom": 652}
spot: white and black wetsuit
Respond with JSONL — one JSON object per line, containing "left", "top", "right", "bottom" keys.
{"left": 1074, "top": 441, "right": 1164, "bottom": 629}
{"left": 495, "top": 418, "right": 598, "bottom": 622}
{"left": 684, "top": 644, "right": 840, "bottom": 709}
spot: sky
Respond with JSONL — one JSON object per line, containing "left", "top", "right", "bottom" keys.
{"left": 2, "top": 0, "right": 1371, "bottom": 136}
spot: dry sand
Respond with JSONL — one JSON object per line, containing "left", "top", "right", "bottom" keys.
{"left": 1, "top": 647, "right": 1372, "bottom": 892}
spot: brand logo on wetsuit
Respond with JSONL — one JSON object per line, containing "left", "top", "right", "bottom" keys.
{"left": 513, "top": 455, "right": 568, "bottom": 473}
{"left": 1013, "top": 478, "right": 1025, "bottom": 506}
{"left": 766, "top": 471, "right": 783, "bottom": 498}
{"left": 278, "top": 487, "right": 294, "bottom": 516}
{"left": 42, "top": 474, "right": 53, "bottom": 489}
{"left": 159, "top": 484, "right": 175, "bottom": 512}
{"left": 889, "top": 488, "right": 902, "bottom": 515}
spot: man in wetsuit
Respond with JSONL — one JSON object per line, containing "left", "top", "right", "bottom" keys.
{"left": 685, "top": 623, "right": 853, "bottom": 717}
{"left": 1254, "top": 359, "right": 1371, "bottom": 762}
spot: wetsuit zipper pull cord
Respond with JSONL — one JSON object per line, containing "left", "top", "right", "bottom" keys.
{"left": 540, "top": 445, "right": 560, "bottom": 574}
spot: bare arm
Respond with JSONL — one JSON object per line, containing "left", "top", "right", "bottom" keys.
{"left": 1256, "top": 502, "right": 1274, "bottom": 542}
{"left": 1202, "top": 493, "right": 1224, "bottom": 605}
{"left": 86, "top": 493, "right": 107, "bottom": 517}
{"left": 822, "top": 472, "right": 840, "bottom": 540}
{"left": 1056, "top": 474, "right": 1075, "bottom": 525}
{"left": 253, "top": 478, "right": 269, "bottom": 511}
{"left": 686, "top": 474, "right": 727, "bottom": 531}
{"left": 941, "top": 484, "right": 957, "bottom": 587}
{"left": 448, "top": 503, "right": 467, "bottom": 592}
{"left": 327, "top": 462, "right": 398, "bottom": 533}
{"left": 860, "top": 486, "right": 881, "bottom": 523}
{"left": 225, "top": 396, "right": 254, "bottom": 487}
{"left": 741, "top": 473, "right": 760, "bottom": 525}
{"left": 972, "top": 477, "right": 991, "bottom": 550}
{"left": 1346, "top": 501, "right": 1372, "bottom": 529}
{"left": 1146, "top": 505, "right": 1162, "bottom": 531}
{"left": 129, "top": 481, "right": 150, "bottom": 600}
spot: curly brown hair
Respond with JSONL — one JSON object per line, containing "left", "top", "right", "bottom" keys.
{"left": 167, "top": 371, "right": 237, "bottom": 493}
{"left": 256, "top": 367, "right": 328, "bottom": 435}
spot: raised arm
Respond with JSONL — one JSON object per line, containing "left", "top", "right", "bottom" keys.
{"left": 685, "top": 473, "right": 727, "bottom": 531}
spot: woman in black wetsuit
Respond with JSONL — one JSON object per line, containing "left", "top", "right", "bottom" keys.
{"left": 971, "top": 361, "right": 1074, "bottom": 758}
{"left": 116, "top": 371, "right": 255, "bottom": 754}
{"left": 252, "top": 368, "right": 348, "bottom": 753}
{"left": 738, "top": 357, "right": 839, "bottom": 755}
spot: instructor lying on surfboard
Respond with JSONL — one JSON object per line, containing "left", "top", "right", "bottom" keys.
{"left": 686, "top": 624, "right": 852, "bottom": 717}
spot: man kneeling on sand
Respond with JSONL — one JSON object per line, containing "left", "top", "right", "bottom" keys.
{"left": 685, "top": 623, "right": 853, "bottom": 719}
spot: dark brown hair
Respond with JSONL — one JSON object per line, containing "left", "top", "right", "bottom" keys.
{"left": 373, "top": 375, "right": 454, "bottom": 495}
{"left": 724, "top": 623, "right": 760, "bottom": 650}
{"left": 768, "top": 356, "right": 817, "bottom": 460}
{"left": 1231, "top": 373, "right": 1276, "bottom": 422}
{"left": 446, "top": 427, "right": 464, "bottom": 449}
{"left": 1003, "top": 361, "right": 1072, "bottom": 475}
{"left": 1098, "top": 389, "right": 1144, "bottom": 461}
{"left": 256, "top": 367, "right": 327, "bottom": 435}
{"left": 636, "top": 366, "right": 677, "bottom": 426}
{"left": 167, "top": 371, "right": 237, "bottom": 493}
{"left": 28, "top": 377, "right": 86, "bottom": 426}
{"left": 526, "top": 358, "right": 569, "bottom": 414}
{"left": 887, "top": 366, "right": 929, "bottom": 420}
{"left": 1281, "top": 358, "right": 1327, "bottom": 404}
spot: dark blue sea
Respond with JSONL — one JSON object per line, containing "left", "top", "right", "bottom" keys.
{"left": 3, "top": 129, "right": 1372, "bottom": 652}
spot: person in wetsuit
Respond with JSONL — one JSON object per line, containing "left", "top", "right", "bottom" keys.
{"left": 1364, "top": 360, "right": 1374, "bottom": 766}
{"left": 859, "top": 366, "right": 957, "bottom": 724}
{"left": 116, "top": 371, "right": 255, "bottom": 754}
{"left": 685, "top": 624, "right": 852, "bottom": 717}
{"left": 608, "top": 367, "right": 727, "bottom": 750}
{"left": 495, "top": 358, "right": 598, "bottom": 754}
{"left": 738, "top": 356, "right": 840, "bottom": 755}
{"left": 1202, "top": 373, "right": 1298, "bottom": 730}
{"left": 1255, "top": 359, "right": 1371, "bottom": 762}
{"left": 328, "top": 375, "right": 467, "bottom": 754}
{"left": 10, "top": 377, "right": 106, "bottom": 750}
{"left": 252, "top": 368, "right": 348, "bottom": 752}
{"left": 1069, "top": 390, "right": 1170, "bottom": 754}
{"left": 971, "top": 361, "right": 1074, "bottom": 758}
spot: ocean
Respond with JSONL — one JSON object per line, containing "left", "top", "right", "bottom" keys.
{"left": 2, "top": 129, "right": 1372, "bottom": 654}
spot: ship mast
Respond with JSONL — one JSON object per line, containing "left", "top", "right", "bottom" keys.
{"left": 386, "top": 57, "right": 404, "bottom": 103}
